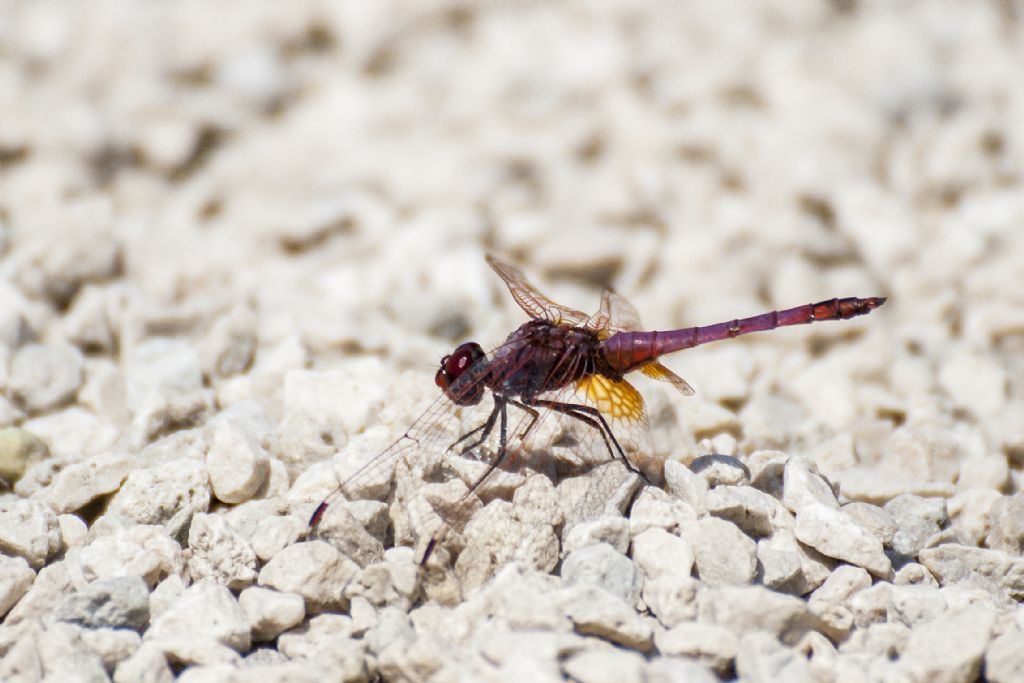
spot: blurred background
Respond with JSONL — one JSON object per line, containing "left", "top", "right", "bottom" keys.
{"left": 1, "top": 1, "right": 1021, "bottom": 486}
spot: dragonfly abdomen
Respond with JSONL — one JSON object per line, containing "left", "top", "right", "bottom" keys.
{"left": 600, "top": 296, "right": 886, "bottom": 374}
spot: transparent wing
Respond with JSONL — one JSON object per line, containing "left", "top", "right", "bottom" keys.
{"left": 486, "top": 254, "right": 590, "bottom": 325}
{"left": 585, "top": 288, "right": 643, "bottom": 333}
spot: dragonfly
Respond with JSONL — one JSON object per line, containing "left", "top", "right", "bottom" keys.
{"left": 309, "top": 255, "right": 885, "bottom": 569}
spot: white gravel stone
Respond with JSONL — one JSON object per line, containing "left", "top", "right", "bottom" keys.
{"left": 476, "top": 626, "right": 585, "bottom": 672}
{"left": 893, "top": 562, "right": 938, "bottom": 587}
{"left": 848, "top": 582, "right": 894, "bottom": 629}
{"left": 16, "top": 217, "right": 121, "bottom": 308}
{"left": 689, "top": 454, "right": 750, "bottom": 488}
{"left": 146, "top": 581, "right": 251, "bottom": 653}
{"left": 782, "top": 457, "right": 839, "bottom": 513}
{"left": 125, "top": 338, "right": 211, "bottom": 445}
{"left": 562, "top": 648, "right": 646, "bottom": 683}
{"left": 113, "top": 643, "right": 174, "bottom": 683}
{"left": 309, "top": 500, "right": 385, "bottom": 568}
{"left": 957, "top": 454, "right": 1009, "bottom": 492}
{"left": 349, "top": 596, "right": 378, "bottom": 637}
{"left": 663, "top": 459, "right": 708, "bottom": 514}
{"left": 556, "top": 584, "right": 653, "bottom": 652}
{"left": 149, "top": 575, "right": 185, "bottom": 621}
{"left": 806, "top": 566, "right": 871, "bottom": 641}
{"left": 646, "top": 657, "right": 718, "bottom": 683}
{"left": 833, "top": 466, "right": 956, "bottom": 505}
{"left": 809, "top": 566, "right": 872, "bottom": 607}
{"left": 735, "top": 632, "right": 815, "bottom": 683}
{"left": 630, "top": 527, "right": 694, "bottom": 581}
{"left": 641, "top": 575, "right": 700, "bottom": 628}
{"left": 151, "top": 637, "right": 242, "bottom": 668}
{"left": 186, "top": 513, "right": 259, "bottom": 589}
{"left": 3, "top": 560, "right": 73, "bottom": 623}
{"left": 278, "top": 365, "right": 389, "bottom": 471}
{"left": 560, "top": 542, "right": 641, "bottom": 606}
{"left": 794, "top": 502, "right": 892, "bottom": 578}
{"left": 22, "top": 406, "right": 119, "bottom": 458}
{"left": 79, "top": 626, "right": 142, "bottom": 673}
{"left": 105, "top": 458, "right": 211, "bottom": 535}
{"left": 841, "top": 501, "right": 898, "bottom": 547}
{"left": 202, "top": 303, "right": 258, "bottom": 378}
{"left": 655, "top": 622, "right": 737, "bottom": 675}
{"left": 64, "top": 284, "right": 117, "bottom": 353}
{"left": 884, "top": 493, "right": 948, "bottom": 558}
{"left": 258, "top": 540, "right": 359, "bottom": 611}
{"left": 239, "top": 587, "right": 305, "bottom": 642}
{"left": 947, "top": 488, "right": 1000, "bottom": 546}
{"left": 250, "top": 514, "right": 304, "bottom": 562}
{"left": 343, "top": 499, "right": 390, "bottom": 542}
{"left": 628, "top": 486, "right": 698, "bottom": 537}
{"left": 365, "top": 606, "right": 416, "bottom": 656}
{"left": 746, "top": 450, "right": 790, "bottom": 499}
{"left": 34, "top": 620, "right": 111, "bottom": 682}
{"left": 563, "top": 515, "right": 630, "bottom": 555}
{"left": 55, "top": 574, "right": 150, "bottom": 630}
{"left": 757, "top": 542, "right": 805, "bottom": 594}
{"left": 985, "top": 493, "right": 1024, "bottom": 554}
{"left": 918, "top": 544, "right": 1024, "bottom": 599}
{"left": 76, "top": 525, "right": 183, "bottom": 588}
{"left": 699, "top": 585, "right": 816, "bottom": 644}
{"left": 706, "top": 484, "right": 792, "bottom": 537}
{"left": 938, "top": 351, "right": 1007, "bottom": 418}
{"left": 46, "top": 451, "right": 134, "bottom": 513}
{"left": 206, "top": 419, "right": 270, "bottom": 504}
{"left": 897, "top": 605, "right": 994, "bottom": 683}
{"left": 455, "top": 498, "right": 559, "bottom": 594}
{"left": 277, "top": 613, "right": 355, "bottom": 660}
{"left": 0, "top": 427, "right": 49, "bottom": 483}
{"left": 888, "top": 584, "right": 947, "bottom": 628}
{"left": 985, "top": 630, "right": 1024, "bottom": 683}
{"left": 345, "top": 556, "right": 420, "bottom": 612}
{"left": 0, "top": 554, "right": 35, "bottom": 618}
{"left": 0, "top": 498, "right": 61, "bottom": 568}
{"left": 9, "top": 342, "right": 84, "bottom": 412}
{"left": 683, "top": 516, "right": 757, "bottom": 586}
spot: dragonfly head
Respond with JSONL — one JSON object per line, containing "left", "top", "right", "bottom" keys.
{"left": 435, "top": 341, "right": 487, "bottom": 406}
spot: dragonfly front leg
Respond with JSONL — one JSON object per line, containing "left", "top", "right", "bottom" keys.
{"left": 422, "top": 398, "right": 511, "bottom": 566}
{"left": 446, "top": 395, "right": 501, "bottom": 457}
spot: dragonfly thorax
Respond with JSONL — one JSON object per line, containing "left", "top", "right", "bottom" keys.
{"left": 486, "top": 319, "right": 600, "bottom": 398}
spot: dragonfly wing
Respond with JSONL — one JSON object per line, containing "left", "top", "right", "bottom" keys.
{"left": 486, "top": 254, "right": 590, "bottom": 325}
{"left": 575, "top": 373, "right": 647, "bottom": 424}
{"left": 640, "top": 362, "right": 695, "bottom": 396}
{"left": 604, "top": 289, "right": 644, "bottom": 332}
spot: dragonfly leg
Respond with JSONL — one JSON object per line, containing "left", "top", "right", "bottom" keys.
{"left": 508, "top": 399, "right": 541, "bottom": 441}
{"left": 422, "top": 398, "right": 511, "bottom": 566}
{"left": 446, "top": 395, "right": 501, "bottom": 456}
{"left": 523, "top": 397, "right": 650, "bottom": 484}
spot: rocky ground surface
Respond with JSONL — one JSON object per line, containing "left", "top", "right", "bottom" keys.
{"left": 2, "top": 2, "right": 1024, "bottom": 682}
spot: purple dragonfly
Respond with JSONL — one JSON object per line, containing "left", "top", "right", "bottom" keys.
{"left": 310, "top": 255, "right": 885, "bottom": 565}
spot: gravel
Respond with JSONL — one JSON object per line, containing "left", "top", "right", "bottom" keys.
{"left": 0, "top": 2, "right": 1021, "bottom": 681}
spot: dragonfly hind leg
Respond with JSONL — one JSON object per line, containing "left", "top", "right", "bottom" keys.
{"left": 522, "top": 397, "right": 651, "bottom": 484}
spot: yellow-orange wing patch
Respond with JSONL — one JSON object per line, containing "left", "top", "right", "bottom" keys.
{"left": 575, "top": 374, "right": 647, "bottom": 423}
{"left": 640, "top": 362, "right": 695, "bottom": 396}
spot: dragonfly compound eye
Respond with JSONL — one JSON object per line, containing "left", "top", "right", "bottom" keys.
{"left": 435, "top": 342, "right": 486, "bottom": 405}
